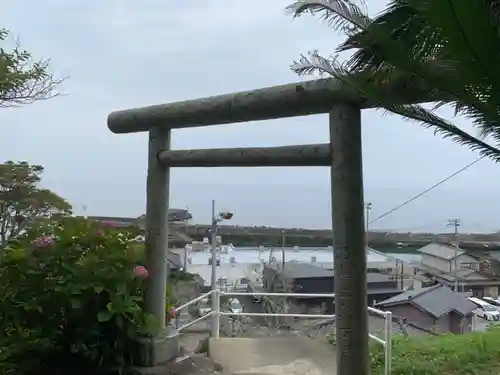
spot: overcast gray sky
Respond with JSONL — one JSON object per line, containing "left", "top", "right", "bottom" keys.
{"left": 2, "top": 0, "right": 500, "bottom": 233}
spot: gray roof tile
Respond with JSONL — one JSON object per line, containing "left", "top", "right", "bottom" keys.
{"left": 417, "top": 243, "right": 465, "bottom": 260}
{"left": 308, "top": 312, "right": 435, "bottom": 338}
{"left": 415, "top": 263, "right": 494, "bottom": 282}
{"left": 376, "top": 285, "right": 475, "bottom": 317}
{"left": 281, "top": 262, "right": 334, "bottom": 279}
{"left": 439, "top": 268, "right": 490, "bottom": 281}
{"left": 368, "top": 312, "right": 433, "bottom": 338}
{"left": 277, "top": 262, "right": 398, "bottom": 284}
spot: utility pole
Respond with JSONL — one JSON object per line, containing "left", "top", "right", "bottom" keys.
{"left": 448, "top": 218, "right": 460, "bottom": 245}
{"left": 210, "top": 201, "right": 234, "bottom": 291}
{"left": 183, "top": 207, "right": 189, "bottom": 271}
{"left": 211, "top": 200, "right": 217, "bottom": 292}
{"left": 281, "top": 229, "right": 286, "bottom": 269}
{"left": 447, "top": 218, "right": 461, "bottom": 291}
{"left": 365, "top": 202, "right": 372, "bottom": 247}
{"left": 399, "top": 260, "right": 404, "bottom": 290}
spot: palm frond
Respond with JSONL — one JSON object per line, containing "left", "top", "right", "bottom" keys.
{"left": 287, "top": 0, "right": 500, "bottom": 162}
{"left": 341, "top": 0, "right": 500, "bottom": 140}
{"left": 286, "top": 0, "right": 371, "bottom": 37}
{"left": 291, "top": 51, "right": 500, "bottom": 161}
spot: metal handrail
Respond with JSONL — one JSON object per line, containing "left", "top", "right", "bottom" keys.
{"left": 221, "top": 291, "right": 335, "bottom": 298}
{"left": 174, "top": 289, "right": 392, "bottom": 375}
{"left": 177, "top": 311, "right": 213, "bottom": 332}
{"left": 368, "top": 305, "right": 388, "bottom": 315}
{"left": 221, "top": 312, "right": 335, "bottom": 318}
{"left": 176, "top": 290, "right": 212, "bottom": 312}
{"left": 369, "top": 333, "right": 386, "bottom": 345}
{"left": 173, "top": 290, "right": 213, "bottom": 332}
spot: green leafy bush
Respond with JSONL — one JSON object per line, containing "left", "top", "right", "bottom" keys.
{"left": 370, "top": 329, "right": 500, "bottom": 375}
{"left": 0, "top": 217, "right": 161, "bottom": 375}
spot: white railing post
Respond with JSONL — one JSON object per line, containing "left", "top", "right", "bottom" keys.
{"left": 384, "top": 311, "right": 392, "bottom": 375}
{"left": 211, "top": 288, "right": 220, "bottom": 338}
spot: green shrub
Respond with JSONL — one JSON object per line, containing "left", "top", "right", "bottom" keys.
{"left": 370, "top": 329, "right": 500, "bottom": 375}
{"left": 0, "top": 217, "right": 163, "bottom": 375}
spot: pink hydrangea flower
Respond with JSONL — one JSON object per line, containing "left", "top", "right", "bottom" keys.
{"left": 133, "top": 265, "right": 148, "bottom": 278}
{"left": 35, "top": 235, "right": 54, "bottom": 248}
{"left": 167, "top": 307, "right": 177, "bottom": 322}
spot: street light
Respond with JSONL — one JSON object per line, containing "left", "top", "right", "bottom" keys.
{"left": 219, "top": 212, "right": 233, "bottom": 221}
{"left": 211, "top": 200, "right": 234, "bottom": 292}
{"left": 210, "top": 200, "right": 233, "bottom": 338}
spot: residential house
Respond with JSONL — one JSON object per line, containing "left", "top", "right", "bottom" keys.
{"left": 418, "top": 243, "right": 478, "bottom": 273}
{"left": 414, "top": 243, "right": 500, "bottom": 297}
{"left": 309, "top": 309, "right": 437, "bottom": 338}
{"left": 375, "top": 284, "right": 476, "bottom": 334}
{"left": 262, "top": 262, "right": 402, "bottom": 314}
{"left": 88, "top": 210, "right": 193, "bottom": 247}
{"left": 88, "top": 215, "right": 140, "bottom": 227}
{"left": 135, "top": 208, "right": 192, "bottom": 224}
{"left": 368, "top": 311, "right": 436, "bottom": 338}
{"left": 480, "top": 251, "right": 500, "bottom": 277}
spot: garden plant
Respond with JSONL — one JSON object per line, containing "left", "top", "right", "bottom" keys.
{"left": 0, "top": 217, "right": 176, "bottom": 375}
{"left": 368, "top": 328, "right": 500, "bottom": 375}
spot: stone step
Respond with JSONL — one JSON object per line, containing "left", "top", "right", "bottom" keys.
{"left": 208, "top": 337, "right": 335, "bottom": 375}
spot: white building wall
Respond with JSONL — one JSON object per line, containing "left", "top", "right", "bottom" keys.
{"left": 421, "top": 253, "right": 477, "bottom": 273}
{"left": 422, "top": 255, "right": 451, "bottom": 273}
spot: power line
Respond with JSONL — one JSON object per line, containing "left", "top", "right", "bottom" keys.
{"left": 369, "top": 156, "right": 485, "bottom": 225}
{"left": 288, "top": 156, "right": 484, "bottom": 258}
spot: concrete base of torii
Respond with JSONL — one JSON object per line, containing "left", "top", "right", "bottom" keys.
{"left": 131, "top": 328, "right": 180, "bottom": 373}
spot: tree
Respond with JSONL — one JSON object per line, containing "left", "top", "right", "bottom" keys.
{"left": 286, "top": 0, "right": 500, "bottom": 162}
{"left": 0, "top": 161, "right": 72, "bottom": 244}
{"left": 0, "top": 29, "right": 64, "bottom": 107}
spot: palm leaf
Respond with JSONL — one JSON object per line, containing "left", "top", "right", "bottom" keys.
{"left": 287, "top": 0, "right": 500, "bottom": 160}
{"left": 291, "top": 51, "right": 500, "bottom": 162}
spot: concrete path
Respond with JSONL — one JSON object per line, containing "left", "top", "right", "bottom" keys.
{"left": 209, "top": 337, "right": 335, "bottom": 375}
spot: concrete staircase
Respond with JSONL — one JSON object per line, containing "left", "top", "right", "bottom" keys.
{"left": 208, "top": 337, "right": 335, "bottom": 375}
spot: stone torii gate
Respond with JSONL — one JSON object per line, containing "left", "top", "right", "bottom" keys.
{"left": 107, "top": 77, "right": 390, "bottom": 375}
